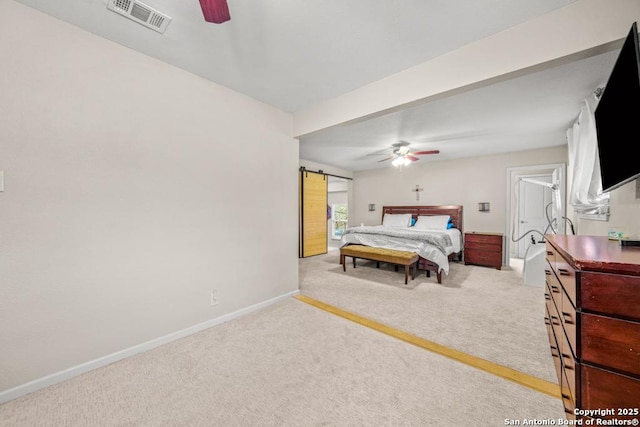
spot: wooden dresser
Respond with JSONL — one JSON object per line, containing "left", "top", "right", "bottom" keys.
{"left": 545, "top": 235, "right": 640, "bottom": 421}
{"left": 464, "top": 232, "right": 503, "bottom": 270}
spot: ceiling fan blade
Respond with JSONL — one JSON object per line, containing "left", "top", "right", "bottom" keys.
{"left": 392, "top": 141, "right": 411, "bottom": 148}
{"left": 406, "top": 155, "right": 420, "bottom": 162}
{"left": 413, "top": 150, "right": 440, "bottom": 155}
{"left": 378, "top": 156, "right": 394, "bottom": 162}
{"left": 199, "top": 0, "right": 231, "bottom": 24}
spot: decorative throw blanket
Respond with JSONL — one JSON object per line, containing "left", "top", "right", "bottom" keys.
{"left": 343, "top": 226, "right": 452, "bottom": 258}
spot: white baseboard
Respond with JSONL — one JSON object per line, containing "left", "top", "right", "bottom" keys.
{"left": 0, "top": 289, "right": 300, "bottom": 404}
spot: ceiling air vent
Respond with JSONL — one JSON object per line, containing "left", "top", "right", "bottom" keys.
{"left": 107, "top": 0, "right": 171, "bottom": 34}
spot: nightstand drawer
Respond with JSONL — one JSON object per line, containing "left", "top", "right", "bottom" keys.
{"left": 464, "top": 251, "right": 502, "bottom": 265}
{"left": 465, "top": 233, "right": 502, "bottom": 245}
{"left": 464, "top": 251, "right": 502, "bottom": 267}
{"left": 464, "top": 241, "right": 501, "bottom": 252}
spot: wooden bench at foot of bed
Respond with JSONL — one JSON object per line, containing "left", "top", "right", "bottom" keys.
{"left": 339, "top": 245, "right": 420, "bottom": 285}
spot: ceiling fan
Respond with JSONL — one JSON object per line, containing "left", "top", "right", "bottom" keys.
{"left": 199, "top": 0, "right": 231, "bottom": 24}
{"left": 375, "top": 141, "right": 439, "bottom": 167}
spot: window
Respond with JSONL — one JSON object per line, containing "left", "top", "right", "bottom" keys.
{"left": 331, "top": 204, "right": 348, "bottom": 240}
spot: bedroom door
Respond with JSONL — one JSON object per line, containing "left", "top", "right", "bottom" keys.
{"left": 299, "top": 170, "right": 328, "bottom": 257}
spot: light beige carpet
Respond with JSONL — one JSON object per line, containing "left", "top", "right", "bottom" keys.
{"left": 0, "top": 253, "right": 566, "bottom": 426}
{"left": 299, "top": 251, "right": 557, "bottom": 383}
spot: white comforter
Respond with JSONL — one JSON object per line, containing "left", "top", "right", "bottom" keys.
{"left": 339, "top": 226, "right": 462, "bottom": 274}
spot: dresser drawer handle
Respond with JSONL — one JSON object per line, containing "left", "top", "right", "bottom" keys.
{"left": 561, "top": 393, "right": 571, "bottom": 400}
{"left": 547, "top": 251, "right": 554, "bottom": 256}
{"left": 562, "top": 312, "right": 574, "bottom": 324}
{"left": 545, "top": 293, "right": 551, "bottom": 301}
{"left": 551, "top": 285, "right": 560, "bottom": 293}
{"left": 558, "top": 268, "right": 571, "bottom": 276}
{"left": 545, "top": 269, "right": 552, "bottom": 276}
{"left": 544, "top": 317, "right": 551, "bottom": 325}
{"left": 550, "top": 315, "right": 561, "bottom": 326}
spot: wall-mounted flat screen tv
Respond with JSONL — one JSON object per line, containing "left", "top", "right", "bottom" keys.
{"left": 594, "top": 22, "right": 640, "bottom": 193}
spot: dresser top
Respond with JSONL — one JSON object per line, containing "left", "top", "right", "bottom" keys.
{"left": 547, "top": 234, "right": 640, "bottom": 276}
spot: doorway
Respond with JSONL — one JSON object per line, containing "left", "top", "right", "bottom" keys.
{"left": 327, "top": 176, "right": 349, "bottom": 250}
{"left": 514, "top": 173, "right": 553, "bottom": 258}
{"left": 505, "top": 163, "right": 566, "bottom": 264}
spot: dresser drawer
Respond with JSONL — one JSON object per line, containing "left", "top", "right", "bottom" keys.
{"left": 555, "top": 257, "right": 577, "bottom": 309}
{"left": 546, "top": 265, "right": 563, "bottom": 313}
{"left": 546, "top": 304, "right": 563, "bottom": 387}
{"left": 581, "top": 271, "right": 640, "bottom": 321}
{"left": 545, "top": 243, "right": 557, "bottom": 272}
{"left": 560, "top": 289, "right": 578, "bottom": 358}
{"left": 560, "top": 330, "right": 577, "bottom": 400}
{"left": 581, "top": 364, "right": 640, "bottom": 414}
{"left": 547, "top": 266, "right": 578, "bottom": 359}
{"left": 562, "top": 367, "right": 577, "bottom": 418}
{"left": 546, "top": 290, "right": 565, "bottom": 360}
{"left": 582, "top": 313, "right": 640, "bottom": 377}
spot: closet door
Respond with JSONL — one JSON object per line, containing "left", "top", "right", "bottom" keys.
{"left": 299, "top": 170, "right": 328, "bottom": 257}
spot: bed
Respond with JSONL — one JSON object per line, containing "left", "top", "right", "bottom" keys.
{"left": 339, "top": 205, "right": 464, "bottom": 283}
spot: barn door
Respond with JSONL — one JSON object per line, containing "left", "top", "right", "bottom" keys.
{"left": 299, "top": 170, "right": 328, "bottom": 257}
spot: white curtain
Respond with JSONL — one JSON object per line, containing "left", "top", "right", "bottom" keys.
{"left": 566, "top": 96, "right": 609, "bottom": 215}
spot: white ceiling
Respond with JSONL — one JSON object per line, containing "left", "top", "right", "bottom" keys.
{"left": 14, "top": 0, "right": 623, "bottom": 171}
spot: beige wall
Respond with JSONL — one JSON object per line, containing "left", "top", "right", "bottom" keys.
{"left": 350, "top": 145, "right": 640, "bottom": 244}
{"left": 0, "top": 0, "right": 298, "bottom": 394}
{"left": 575, "top": 179, "right": 640, "bottom": 238}
{"left": 351, "top": 146, "right": 568, "bottom": 234}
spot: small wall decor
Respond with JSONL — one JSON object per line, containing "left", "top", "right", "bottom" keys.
{"left": 412, "top": 184, "right": 424, "bottom": 201}
{"left": 368, "top": 204, "right": 376, "bottom": 211}
{"left": 478, "top": 202, "right": 490, "bottom": 212}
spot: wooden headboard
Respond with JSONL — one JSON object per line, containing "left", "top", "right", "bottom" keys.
{"left": 381, "top": 205, "right": 463, "bottom": 233}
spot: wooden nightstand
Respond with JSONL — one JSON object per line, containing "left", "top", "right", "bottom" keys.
{"left": 464, "top": 232, "right": 503, "bottom": 270}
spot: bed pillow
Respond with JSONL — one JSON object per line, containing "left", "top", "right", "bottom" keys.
{"left": 414, "top": 215, "right": 451, "bottom": 230}
{"left": 382, "top": 213, "right": 413, "bottom": 228}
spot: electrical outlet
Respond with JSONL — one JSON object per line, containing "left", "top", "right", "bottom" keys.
{"left": 210, "top": 289, "right": 218, "bottom": 306}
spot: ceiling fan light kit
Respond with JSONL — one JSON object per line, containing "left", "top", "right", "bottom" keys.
{"left": 392, "top": 157, "right": 412, "bottom": 167}
{"left": 199, "top": 0, "right": 231, "bottom": 24}
{"left": 376, "top": 141, "right": 440, "bottom": 167}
